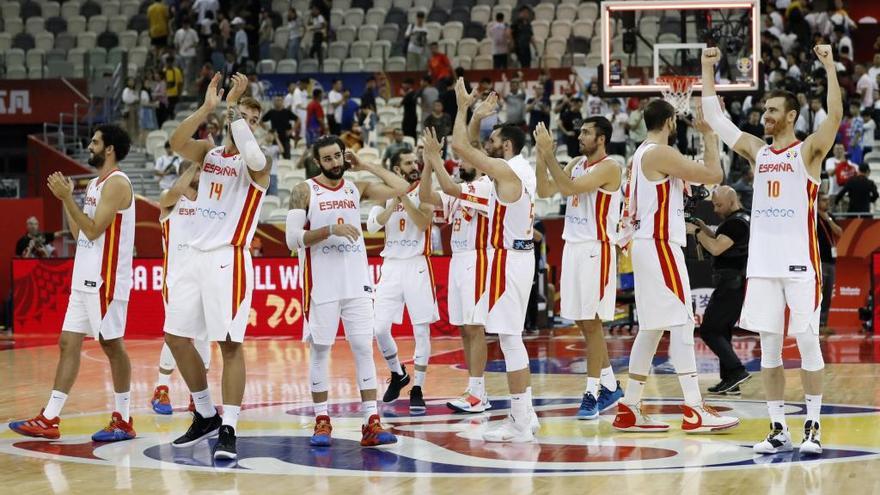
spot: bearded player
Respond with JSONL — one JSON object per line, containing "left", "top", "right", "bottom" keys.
{"left": 701, "top": 45, "right": 841, "bottom": 455}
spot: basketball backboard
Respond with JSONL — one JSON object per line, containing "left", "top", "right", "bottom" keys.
{"left": 599, "top": 0, "right": 761, "bottom": 96}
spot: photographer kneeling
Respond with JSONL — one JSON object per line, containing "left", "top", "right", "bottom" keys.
{"left": 687, "top": 186, "right": 751, "bottom": 395}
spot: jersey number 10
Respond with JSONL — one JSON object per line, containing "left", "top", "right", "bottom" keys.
{"left": 767, "top": 180, "right": 781, "bottom": 198}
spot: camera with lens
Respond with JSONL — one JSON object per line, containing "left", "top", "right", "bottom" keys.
{"left": 684, "top": 185, "right": 710, "bottom": 224}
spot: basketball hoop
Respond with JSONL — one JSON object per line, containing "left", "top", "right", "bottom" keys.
{"left": 657, "top": 76, "right": 698, "bottom": 116}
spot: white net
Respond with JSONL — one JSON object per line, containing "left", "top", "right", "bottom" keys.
{"left": 657, "top": 76, "right": 697, "bottom": 116}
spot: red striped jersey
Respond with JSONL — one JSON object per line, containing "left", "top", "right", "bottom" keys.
{"left": 188, "top": 146, "right": 265, "bottom": 250}
{"left": 300, "top": 178, "right": 372, "bottom": 307}
{"left": 380, "top": 181, "right": 432, "bottom": 259}
{"left": 487, "top": 154, "right": 536, "bottom": 251}
{"left": 160, "top": 195, "right": 196, "bottom": 302}
{"left": 71, "top": 170, "right": 135, "bottom": 302}
{"left": 631, "top": 142, "right": 687, "bottom": 247}
{"left": 748, "top": 141, "right": 820, "bottom": 280}
{"left": 562, "top": 156, "right": 622, "bottom": 243}
{"left": 436, "top": 176, "right": 492, "bottom": 253}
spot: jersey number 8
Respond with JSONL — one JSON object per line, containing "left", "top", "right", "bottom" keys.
{"left": 399, "top": 218, "right": 406, "bottom": 231}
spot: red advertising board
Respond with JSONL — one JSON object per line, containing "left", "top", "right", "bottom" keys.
{"left": 13, "top": 257, "right": 455, "bottom": 339}
{"left": 0, "top": 79, "right": 89, "bottom": 124}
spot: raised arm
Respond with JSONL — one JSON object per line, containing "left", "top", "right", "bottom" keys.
{"left": 47, "top": 174, "right": 132, "bottom": 241}
{"left": 804, "top": 45, "right": 844, "bottom": 175}
{"left": 401, "top": 194, "right": 432, "bottom": 231}
{"left": 419, "top": 127, "right": 444, "bottom": 206}
{"left": 351, "top": 150, "right": 409, "bottom": 202}
{"left": 536, "top": 123, "right": 618, "bottom": 196}
{"left": 375, "top": 197, "right": 400, "bottom": 226}
{"left": 158, "top": 162, "right": 199, "bottom": 209}
{"left": 534, "top": 124, "right": 558, "bottom": 198}
{"left": 468, "top": 93, "right": 498, "bottom": 146}
{"left": 651, "top": 102, "right": 724, "bottom": 185}
{"left": 450, "top": 79, "right": 517, "bottom": 182}
{"left": 700, "top": 48, "right": 766, "bottom": 162}
{"left": 170, "top": 72, "right": 223, "bottom": 164}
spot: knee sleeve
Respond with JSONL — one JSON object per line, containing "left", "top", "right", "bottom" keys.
{"left": 795, "top": 332, "right": 825, "bottom": 372}
{"left": 760, "top": 332, "right": 784, "bottom": 369}
{"left": 499, "top": 334, "right": 529, "bottom": 372}
{"left": 628, "top": 329, "right": 664, "bottom": 376}
{"left": 194, "top": 339, "right": 211, "bottom": 370}
{"left": 309, "top": 343, "right": 331, "bottom": 393}
{"left": 668, "top": 323, "right": 696, "bottom": 374}
{"left": 348, "top": 334, "right": 378, "bottom": 390}
{"left": 413, "top": 323, "right": 431, "bottom": 367}
{"left": 159, "top": 342, "right": 176, "bottom": 370}
{"left": 374, "top": 320, "right": 398, "bottom": 357}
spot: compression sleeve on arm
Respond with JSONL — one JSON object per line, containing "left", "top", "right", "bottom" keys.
{"left": 230, "top": 119, "right": 267, "bottom": 171}
{"left": 366, "top": 205, "right": 384, "bottom": 234}
{"left": 701, "top": 96, "right": 743, "bottom": 149}
{"left": 285, "top": 209, "right": 307, "bottom": 250}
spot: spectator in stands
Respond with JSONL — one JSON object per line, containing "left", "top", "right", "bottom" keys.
{"left": 584, "top": 82, "right": 607, "bottom": 117}
{"left": 487, "top": 13, "right": 511, "bottom": 70}
{"left": 248, "top": 74, "right": 265, "bottom": 101}
{"left": 816, "top": 193, "right": 842, "bottom": 329}
{"left": 149, "top": 69, "right": 170, "bottom": 126}
{"left": 174, "top": 18, "right": 200, "bottom": 96}
{"left": 259, "top": 9, "right": 274, "bottom": 61}
{"left": 192, "top": 0, "right": 219, "bottom": 24}
{"left": 423, "top": 101, "right": 452, "bottom": 142}
{"left": 359, "top": 107, "right": 378, "bottom": 147}
{"left": 289, "top": 78, "right": 311, "bottom": 144}
{"left": 836, "top": 163, "right": 879, "bottom": 217}
{"left": 306, "top": 5, "right": 327, "bottom": 68}
{"left": 627, "top": 97, "right": 648, "bottom": 147}
{"left": 862, "top": 109, "right": 875, "bottom": 154}
{"left": 439, "top": 77, "right": 459, "bottom": 122}
{"left": 207, "top": 23, "right": 226, "bottom": 69}
{"left": 327, "top": 79, "right": 344, "bottom": 135}
{"left": 339, "top": 90, "right": 360, "bottom": 132}
{"left": 742, "top": 108, "right": 765, "bottom": 138}
{"left": 845, "top": 101, "right": 864, "bottom": 161}
{"left": 148, "top": 0, "right": 171, "bottom": 58}
{"left": 526, "top": 85, "right": 550, "bottom": 148}
{"left": 218, "top": 12, "right": 232, "bottom": 45}
{"left": 868, "top": 53, "right": 880, "bottom": 85}
{"left": 361, "top": 76, "right": 377, "bottom": 112}
{"left": 405, "top": 12, "right": 429, "bottom": 71}
{"left": 139, "top": 83, "right": 159, "bottom": 141}
{"left": 154, "top": 141, "right": 182, "bottom": 190}
{"left": 287, "top": 8, "right": 305, "bottom": 61}
{"left": 797, "top": 95, "right": 828, "bottom": 135}
{"left": 557, "top": 97, "right": 582, "bottom": 157}
{"left": 502, "top": 75, "right": 526, "bottom": 129}
{"left": 855, "top": 64, "right": 876, "bottom": 110}
{"left": 164, "top": 56, "right": 184, "bottom": 118}
{"left": 306, "top": 88, "right": 326, "bottom": 145}
{"left": 400, "top": 78, "right": 419, "bottom": 141}
{"left": 606, "top": 99, "right": 629, "bottom": 157}
{"left": 419, "top": 76, "right": 439, "bottom": 122}
{"left": 262, "top": 96, "right": 297, "bottom": 159}
{"left": 298, "top": 147, "right": 321, "bottom": 179}
{"left": 427, "top": 43, "right": 453, "bottom": 86}
{"left": 511, "top": 7, "right": 534, "bottom": 69}
{"left": 204, "top": 116, "right": 223, "bottom": 146}
{"left": 262, "top": 131, "right": 281, "bottom": 196}
{"left": 122, "top": 78, "right": 143, "bottom": 145}
{"left": 731, "top": 166, "right": 754, "bottom": 211}
{"left": 827, "top": 143, "right": 859, "bottom": 197}
{"left": 382, "top": 128, "right": 412, "bottom": 168}
{"left": 232, "top": 17, "right": 250, "bottom": 64}
{"left": 341, "top": 121, "right": 364, "bottom": 152}
{"left": 16, "top": 217, "right": 64, "bottom": 258}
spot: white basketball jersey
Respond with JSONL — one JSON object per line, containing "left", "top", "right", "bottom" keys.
{"left": 160, "top": 196, "right": 196, "bottom": 302}
{"left": 381, "top": 183, "right": 431, "bottom": 259}
{"left": 300, "top": 178, "right": 372, "bottom": 308}
{"left": 71, "top": 170, "right": 135, "bottom": 303}
{"left": 631, "top": 142, "right": 687, "bottom": 246}
{"left": 188, "top": 146, "right": 266, "bottom": 251}
{"left": 563, "top": 156, "right": 622, "bottom": 243}
{"left": 488, "top": 155, "right": 536, "bottom": 250}
{"left": 748, "top": 141, "right": 821, "bottom": 279}
{"left": 437, "top": 176, "right": 492, "bottom": 253}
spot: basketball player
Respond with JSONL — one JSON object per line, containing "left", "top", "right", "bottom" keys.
{"left": 10, "top": 125, "right": 136, "bottom": 441}
{"left": 451, "top": 81, "right": 538, "bottom": 442}
{"left": 533, "top": 117, "right": 623, "bottom": 420}
{"left": 417, "top": 127, "right": 493, "bottom": 413}
{"left": 611, "top": 99, "right": 739, "bottom": 433}
{"left": 367, "top": 146, "right": 439, "bottom": 413}
{"left": 286, "top": 135, "right": 408, "bottom": 446}
{"left": 701, "top": 45, "right": 840, "bottom": 455}
{"left": 149, "top": 161, "right": 212, "bottom": 415}
{"left": 164, "top": 73, "right": 269, "bottom": 460}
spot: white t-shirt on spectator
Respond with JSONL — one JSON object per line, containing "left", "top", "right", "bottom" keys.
{"left": 606, "top": 111, "right": 628, "bottom": 143}
{"left": 869, "top": 65, "right": 880, "bottom": 86}
{"left": 235, "top": 29, "right": 249, "bottom": 62}
{"left": 192, "top": 0, "right": 219, "bottom": 23}
{"left": 174, "top": 27, "right": 199, "bottom": 58}
{"left": 487, "top": 21, "right": 508, "bottom": 55}
{"left": 292, "top": 87, "right": 309, "bottom": 135}
{"left": 857, "top": 73, "right": 876, "bottom": 109}
{"left": 585, "top": 95, "right": 607, "bottom": 117}
{"left": 863, "top": 119, "right": 876, "bottom": 149}
{"left": 328, "top": 89, "right": 343, "bottom": 123}
{"left": 155, "top": 154, "right": 181, "bottom": 190}
{"left": 796, "top": 108, "right": 827, "bottom": 135}
{"left": 405, "top": 23, "right": 428, "bottom": 55}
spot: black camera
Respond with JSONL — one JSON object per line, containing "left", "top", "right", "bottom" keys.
{"left": 684, "top": 185, "right": 710, "bottom": 223}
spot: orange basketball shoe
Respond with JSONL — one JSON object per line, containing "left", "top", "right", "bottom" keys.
{"left": 151, "top": 386, "right": 173, "bottom": 415}
{"left": 360, "top": 414, "right": 397, "bottom": 446}
{"left": 9, "top": 409, "right": 61, "bottom": 439}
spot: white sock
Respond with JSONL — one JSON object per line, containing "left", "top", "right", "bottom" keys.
{"left": 414, "top": 369, "right": 426, "bottom": 387}
{"left": 525, "top": 386, "right": 534, "bottom": 408}
{"left": 600, "top": 366, "right": 617, "bottom": 390}
{"left": 768, "top": 400, "right": 787, "bottom": 429}
{"left": 386, "top": 355, "right": 404, "bottom": 375}
{"left": 114, "top": 392, "right": 131, "bottom": 422}
{"left": 44, "top": 390, "right": 68, "bottom": 419}
{"left": 469, "top": 376, "right": 485, "bottom": 398}
{"left": 623, "top": 378, "right": 644, "bottom": 406}
{"left": 157, "top": 373, "right": 171, "bottom": 387}
{"left": 192, "top": 388, "right": 217, "bottom": 418}
{"left": 585, "top": 377, "right": 600, "bottom": 397}
{"left": 511, "top": 392, "right": 529, "bottom": 425}
{"left": 805, "top": 394, "right": 822, "bottom": 424}
{"left": 678, "top": 372, "right": 702, "bottom": 406}
{"left": 222, "top": 405, "right": 240, "bottom": 430}
{"left": 314, "top": 401, "right": 329, "bottom": 418}
{"left": 362, "top": 400, "right": 378, "bottom": 424}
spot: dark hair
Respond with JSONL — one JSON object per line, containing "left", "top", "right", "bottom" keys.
{"left": 644, "top": 100, "right": 676, "bottom": 131}
{"left": 766, "top": 89, "right": 799, "bottom": 117}
{"left": 95, "top": 124, "right": 131, "bottom": 161}
{"left": 859, "top": 163, "right": 870, "bottom": 174}
{"left": 495, "top": 13, "right": 504, "bottom": 21}
{"left": 312, "top": 88, "right": 323, "bottom": 98}
{"left": 422, "top": 75, "right": 432, "bottom": 83}
{"left": 417, "top": 11, "right": 425, "bottom": 18}
{"left": 582, "top": 116, "right": 612, "bottom": 145}
{"left": 311, "top": 135, "right": 345, "bottom": 161}
{"left": 391, "top": 148, "right": 414, "bottom": 169}
{"left": 403, "top": 77, "right": 414, "bottom": 85}
{"left": 492, "top": 123, "right": 526, "bottom": 154}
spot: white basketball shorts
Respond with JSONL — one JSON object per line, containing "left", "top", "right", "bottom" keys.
{"left": 560, "top": 240, "right": 617, "bottom": 321}
{"left": 448, "top": 249, "right": 491, "bottom": 326}
{"left": 739, "top": 276, "right": 821, "bottom": 335}
{"left": 473, "top": 249, "right": 535, "bottom": 335}
{"left": 61, "top": 289, "right": 128, "bottom": 340}
{"left": 631, "top": 238, "right": 693, "bottom": 331}
{"left": 374, "top": 256, "right": 440, "bottom": 325}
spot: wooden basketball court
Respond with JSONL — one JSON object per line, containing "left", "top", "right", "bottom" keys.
{"left": 2, "top": 333, "right": 879, "bottom": 493}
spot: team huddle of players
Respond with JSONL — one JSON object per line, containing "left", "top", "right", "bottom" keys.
{"left": 9, "top": 45, "right": 840, "bottom": 462}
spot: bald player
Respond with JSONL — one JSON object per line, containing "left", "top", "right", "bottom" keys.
{"left": 701, "top": 45, "right": 841, "bottom": 455}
